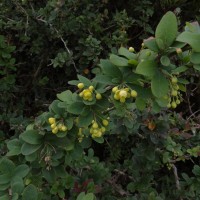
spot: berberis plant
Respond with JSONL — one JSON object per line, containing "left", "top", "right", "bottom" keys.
{"left": 1, "top": 11, "right": 200, "bottom": 200}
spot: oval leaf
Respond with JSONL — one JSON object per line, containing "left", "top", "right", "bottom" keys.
{"left": 22, "top": 184, "right": 38, "bottom": 200}
{"left": 109, "top": 54, "right": 128, "bottom": 67}
{"left": 155, "top": 11, "right": 178, "bottom": 49}
{"left": 151, "top": 72, "right": 169, "bottom": 98}
{"left": 21, "top": 143, "right": 41, "bottom": 156}
{"left": 20, "top": 130, "right": 43, "bottom": 145}
{"left": 136, "top": 60, "right": 157, "bottom": 77}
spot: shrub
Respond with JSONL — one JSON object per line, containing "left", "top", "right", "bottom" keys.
{"left": 1, "top": 11, "right": 200, "bottom": 199}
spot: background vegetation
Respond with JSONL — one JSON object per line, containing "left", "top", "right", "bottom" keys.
{"left": 0, "top": 0, "right": 200, "bottom": 199}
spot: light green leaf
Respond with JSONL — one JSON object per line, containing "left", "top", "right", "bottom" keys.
{"left": 109, "top": 54, "right": 128, "bottom": 67}
{"left": 82, "top": 193, "right": 95, "bottom": 200}
{"left": 177, "top": 32, "right": 200, "bottom": 52}
{"left": 160, "top": 56, "right": 170, "bottom": 66}
{"left": 194, "top": 65, "right": 200, "bottom": 71}
{"left": 172, "top": 66, "right": 188, "bottom": 73}
{"left": 77, "top": 192, "right": 85, "bottom": 200}
{"left": 155, "top": 11, "right": 178, "bottom": 49}
{"left": 144, "top": 38, "right": 159, "bottom": 52}
{"left": 135, "top": 98, "right": 146, "bottom": 111}
{"left": 99, "top": 59, "right": 122, "bottom": 78}
{"left": 94, "top": 74, "right": 114, "bottom": 85}
{"left": 151, "top": 72, "right": 169, "bottom": 98}
{"left": 118, "top": 47, "right": 136, "bottom": 59}
{"left": 191, "top": 52, "right": 200, "bottom": 64}
{"left": 136, "top": 60, "right": 157, "bottom": 77}
{"left": 57, "top": 90, "right": 73, "bottom": 104}
{"left": 77, "top": 75, "right": 92, "bottom": 86}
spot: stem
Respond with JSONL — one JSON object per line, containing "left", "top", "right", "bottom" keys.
{"left": 172, "top": 164, "right": 183, "bottom": 200}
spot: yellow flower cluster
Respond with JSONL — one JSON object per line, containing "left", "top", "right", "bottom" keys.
{"left": 89, "top": 119, "right": 108, "bottom": 138}
{"left": 48, "top": 117, "right": 67, "bottom": 134}
{"left": 112, "top": 86, "right": 137, "bottom": 103}
{"left": 77, "top": 128, "right": 84, "bottom": 142}
{"left": 78, "top": 83, "right": 102, "bottom": 101}
{"left": 167, "top": 76, "right": 181, "bottom": 109}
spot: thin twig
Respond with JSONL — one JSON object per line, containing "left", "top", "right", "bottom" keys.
{"left": 36, "top": 18, "right": 78, "bottom": 72}
{"left": 187, "top": 109, "right": 200, "bottom": 121}
{"left": 172, "top": 164, "right": 183, "bottom": 200}
{"left": 13, "top": 0, "right": 29, "bottom": 35}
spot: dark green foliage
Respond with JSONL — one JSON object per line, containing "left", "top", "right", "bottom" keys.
{"left": 0, "top": 1, "right": 200, "bottom": 200}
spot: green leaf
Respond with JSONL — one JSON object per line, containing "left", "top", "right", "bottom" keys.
{"left": 0, "top": 158, "right": 15, "bottom": 174}
{"left": 194, "top": 64, "right": 200, "bottom": 71}
{"left": 25, "top": 152, "right": 37, "bottom": 162}
{"left": 93, "top": 137, "right": 104, "bottom": 144}
{"left": 11, "top": 193, "right": 19, "bottom": 200}
{"left": 79, "top": 112, "right": 93, "bottom": 127}
{"left": 135, "top": 98, "right": 146, "bottom": 111}
{"left": 191, "top": 52, "right": 200, "bottom": 64}
{"left": 94, "top": 74, "right": 113, "bottom": 85}
{"left": 151, "top": 72, "right": 169, "bottom": 98}
{"left": 6, "top": 139, "right": 21, "bottom": 156}
{"left": 144, "top": 38, "right": 159, "bottom": 52}
{"left": 82, "top": 193, "right": 95, "bottom": 200}
{"left": 49, "top": 100, "right": 64, "bottom": 115}
{"left": 67, "top": 102, "right": 85, "bottom": 115}
{"left": 118, "top": 47, "right": 136, "bottom": 59}
{"left": 178, "top": 78, "right": 189, "bottom": 84}
{"left": 57, "top": 90, "right": 73, "bottom": 104}
{"left": 13, "top": 164, "right": 29, "bottom": 178}
{"left": 128, "top": 59, "right": 138, "bottom": 66}
{"left": 22, "top": 184, "right": 38, "bottom": 200}
{"left": 11, "top": 177, "right": 24, "bottom": 194}
{"left": 0, "top": 174, "right": 11, "bottom": 185}
{"left": 136, "top": 60, "right": 157, "bottom": 77}
{"left": 192, "top": 165, "right": 200, "bottom": 176}
{"left": 172, "top": 66, "right": 188, "bottom": 73}
{"left": 0, "top": 183, "right": 10, "bottom": 191}
{"left": 109, "top": 54, "right": 128, "bottom": 67}
{"left": 177, "top": 32, "right": 200, "bottom": 52}
{"left": 99, "top": 59, "right": 122, "bottom": 78}
{"left": 20, "top": 130, "right": 43, "bottom": 145}
{"left": 21, "top": 143, "right": 41, "bottom": 156}
{"left": 77, "top": 192, "right": 85, "bottom": 200}
{"left": 155, "top": 11, "right": 177, "bottom": 49}
{"left": 77, "top": 75, "right": 92, "bottom": 86}
{"left": 160, "top": 56, "right": 170, "bottom": 66}
{"left": 0, "top": 194, "right": 9, "bottom": 200}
